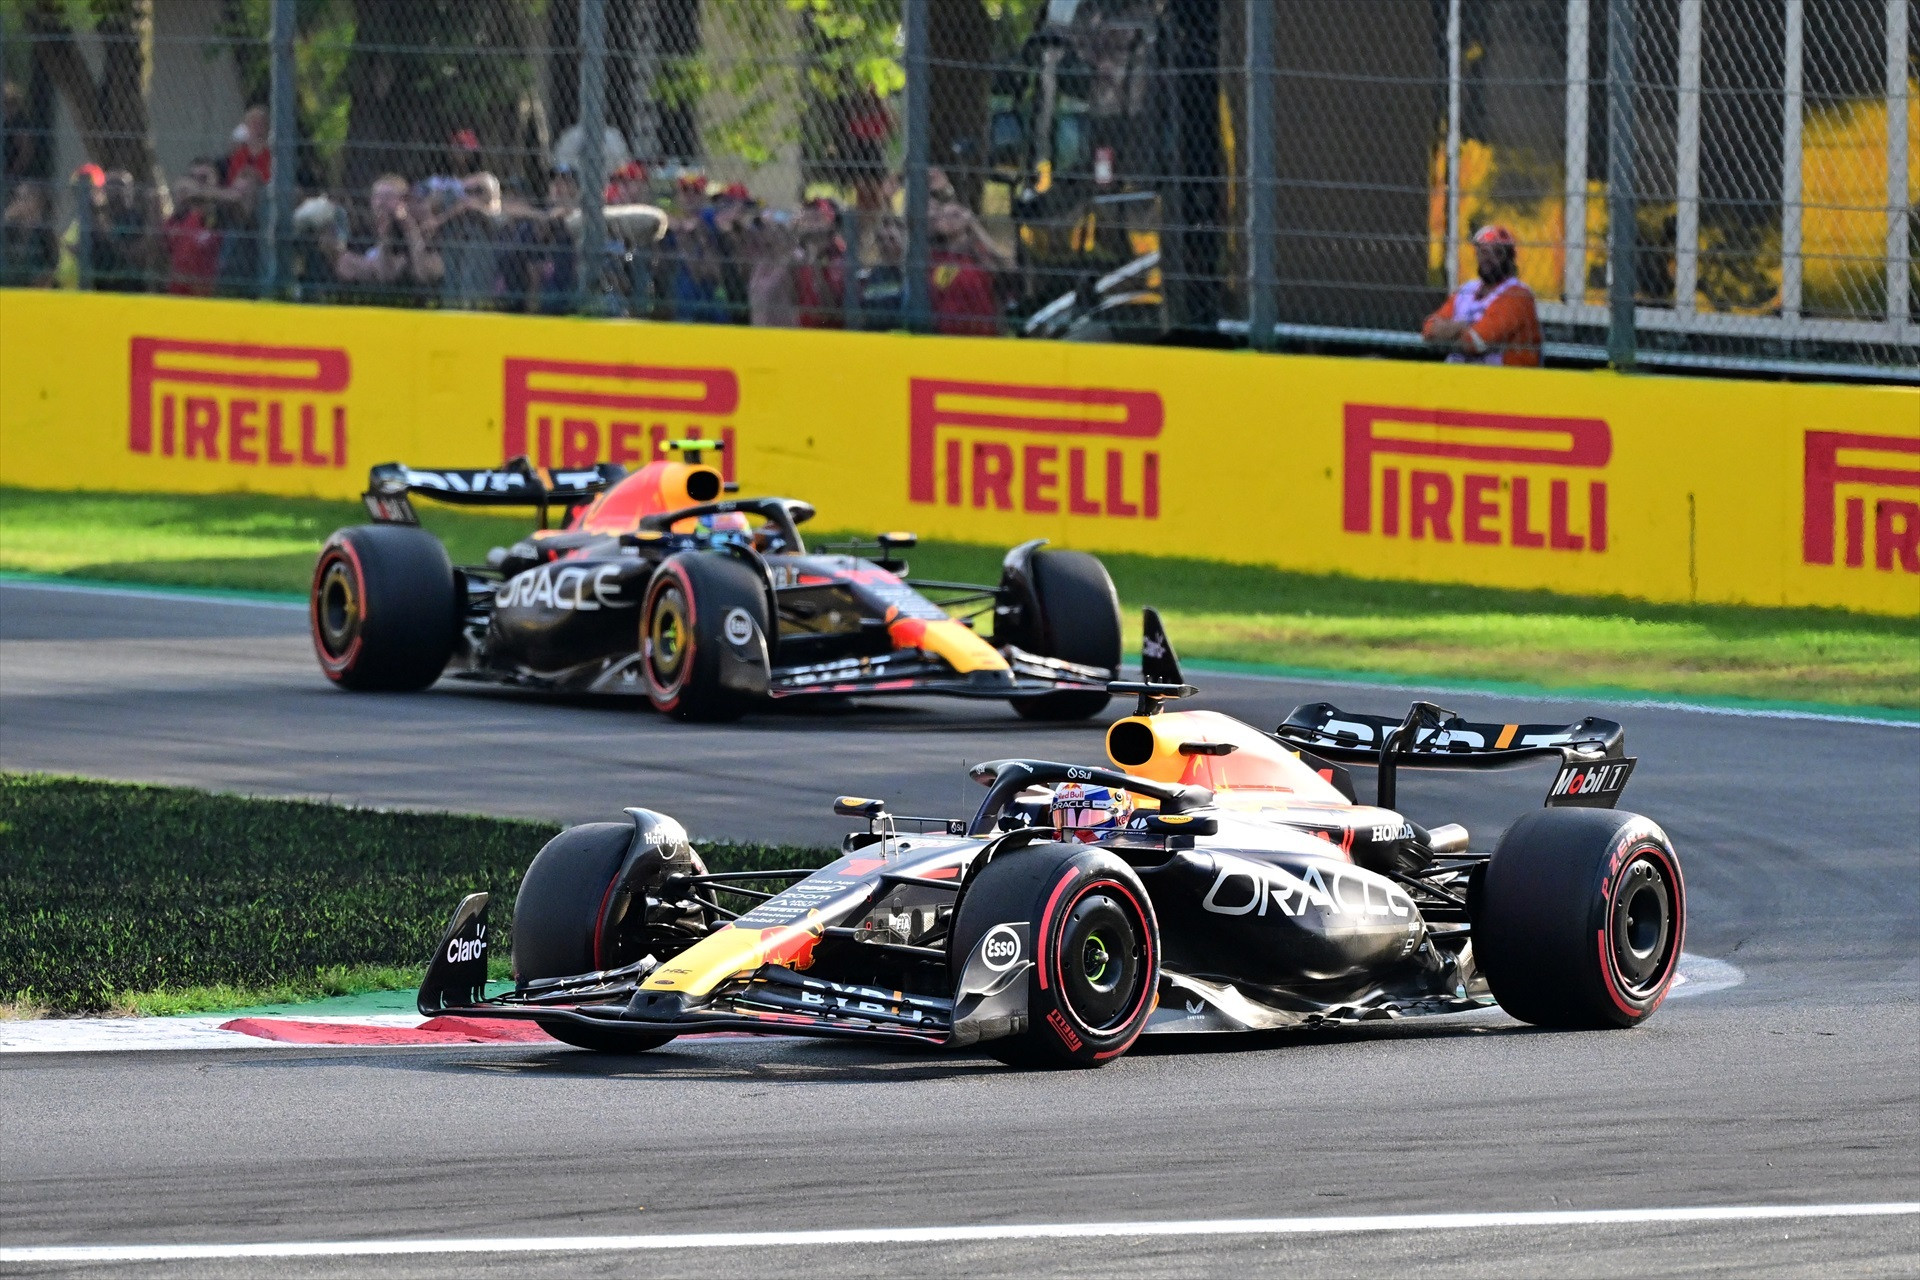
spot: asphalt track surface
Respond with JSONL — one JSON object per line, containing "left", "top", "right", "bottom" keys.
{"left": 2, "top": 580, "right": 1917, "bottom": 1277}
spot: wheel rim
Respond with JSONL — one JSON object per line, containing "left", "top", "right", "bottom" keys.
{"left": 1610, "top": 852, "right": 1675, "bottom": 995}
{"left": 315, "top": 557, "right": 359, "bottom": 658}
{"left": 647, "top": 585, "right": 690, "bottom": 689}
{"left": 1058, "top": 891, "right": 1143, "bottom": 1032}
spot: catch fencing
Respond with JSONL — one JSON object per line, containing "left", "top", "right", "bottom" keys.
{"left": 1, "top": 0, "right": 1913, "bottom": 379}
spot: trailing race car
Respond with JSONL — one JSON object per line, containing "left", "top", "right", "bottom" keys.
{"left": 419, "top": 613, "right": 1685, "bottom": 1066}
{"left": 310, "top": 442, "right": 1120, "bottom": 721}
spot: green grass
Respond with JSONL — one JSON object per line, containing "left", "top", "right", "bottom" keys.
{"left": 0, "top": 773, "right": 826, "bottom": 1016}
{"left": 2, "top": 486, "right": 1915, "bottom": 710}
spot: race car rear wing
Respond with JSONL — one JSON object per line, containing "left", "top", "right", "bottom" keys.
{"left": 361, "top": 458, "right": 627, "bottom": 527}
{"left": 1273, "top": 700, "right": 1633, "bottom": 811}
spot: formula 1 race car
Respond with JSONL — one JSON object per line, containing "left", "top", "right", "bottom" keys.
{"left": 419, "top": 614, "right": 1685, "bottom": 1066}
{"left": 309, "top": 442, "right": 1121, "bottom": 720}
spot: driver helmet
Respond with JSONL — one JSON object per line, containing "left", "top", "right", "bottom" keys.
{"left": 1050, "top": 783, "right": 1134, "bottom": 844}
{"left": 695, "top": 511, "right": 753, "bottom": 541}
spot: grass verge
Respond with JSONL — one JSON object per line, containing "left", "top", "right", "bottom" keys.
{"left": 3, "top": 486, "right": 1915, "bottom": 710}
{"left": 0, "top": 773, "right": 826, "bottom": 1016}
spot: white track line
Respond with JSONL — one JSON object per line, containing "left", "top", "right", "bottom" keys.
{"left": 7, "top": 1202, "right": 1916, "bottom": 1264}
{"left": 6, "top": 578, "right": 1913, "bottom": 728}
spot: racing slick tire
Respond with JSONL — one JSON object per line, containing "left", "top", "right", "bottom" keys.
{"left": 1007, "top": 549, "right": 1122, "bottom": 722}
{"left": 514, "top": 822, "right": 679, "bottom": 1054}
{"left": 1473, "top": 807, "right": 1685, "bottom": 1030}
{"left": 951, "top": 842, "right": 1159, "bottom": 1068}
{"left": 310, "top": 525, "right": 459, "bottom": 692}
{"left": 641, "top": 553, "right": 770, "bottom": 722}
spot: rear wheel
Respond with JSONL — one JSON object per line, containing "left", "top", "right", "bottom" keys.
{"left": 310, "top": 525, "right": 458, "bottom": 691}
{"left": 951, "top": 843, "right": 1158, "bottom": 1068}
{"left": 515, "top": 821, "right": 683, "bottom": 1054}
{"left": 641, "top": 553, "right": 770, "bottom": 722}
{"left": 1473, "top": 807, "right": 1685, "bottom": 1029}
{"left": 1005, "top": 549, "right": 1121, "bottom": 721}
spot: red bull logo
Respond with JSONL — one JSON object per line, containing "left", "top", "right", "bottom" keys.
{"left": 908, "top": 378, "right": 1162, "bottom": 517}
{"left": 1343, "top": 404, "right": 1610, "bottom": 551}
{"left": 1802, "top": 430, "right": 1920, "bottom": 574}
{"left": 503, "top": 358, "right": 737, "bottom": 475}
{"left": 129, "top": 338, "right": 349, "bottom": 467}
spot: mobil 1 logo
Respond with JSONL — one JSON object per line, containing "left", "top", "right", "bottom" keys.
{"left": 1545, "top": 757, "right": 1637, "bottom": 808}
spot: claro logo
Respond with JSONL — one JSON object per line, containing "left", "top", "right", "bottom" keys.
{"left": 1802, "top": 430, "right": 1919, "bottom": 574}
{"left": 503, "top": 358, "right": 738, "bottom": 474}
{"left": 129, "top": 338, "right": 350, "bottom": 467}
{"left": 908, "top": 378, "right": 1162, "bottom": 517}
{"left": 1343, "top": 404, "right": 1610, "bottom": 552}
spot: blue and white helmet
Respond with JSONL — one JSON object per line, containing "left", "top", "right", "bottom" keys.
{"left": 1050, "top": 783, "right": 1134, "bottom": 844}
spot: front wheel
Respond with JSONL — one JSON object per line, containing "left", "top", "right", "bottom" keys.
{"left": 1473, "top": 807, "right": 1685, "bottom": 1029}
{"left": 1004, "top": 548, "right": 1121, "bottom": 722}
{"left": 640, "top": 553, "right": 770, "bottom": 722}
{"left": 951, "top": 843, "right": 1159, "bottom": 1068}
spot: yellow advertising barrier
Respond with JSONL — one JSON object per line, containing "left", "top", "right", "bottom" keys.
{"left": 1, "top": 289, "right": 1915, "bottom": 616}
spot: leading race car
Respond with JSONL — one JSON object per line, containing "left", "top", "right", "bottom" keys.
{"left": 310, "top": 441, "right": 1121, "bottom": 721}
{"left": 419, "top": 613, "right": 1685, "bottom": 1066}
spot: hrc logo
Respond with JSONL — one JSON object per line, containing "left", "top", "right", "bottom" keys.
{"left": 907, "top": 378, "right": 1162, "bottom": 518}
{"left": 502, "top": 358, "right": 737, "bottom": 475}
{"left": 128, "top": 338, "right": 350, "bottom": 468}
{"left": 1343, "top": 404, "right": 1610, "bottom": 552}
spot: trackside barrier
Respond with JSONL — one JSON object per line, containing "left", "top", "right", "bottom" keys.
{"left": 0, "top": 290, "right": 1914, "bottom": 616}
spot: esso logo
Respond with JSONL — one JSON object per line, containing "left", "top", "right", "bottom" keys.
{"left": 723, "top": 607, "right": 755, "bottom": 646}
{"left": 980, "top": 924, "right": 1022, "bottom": 972}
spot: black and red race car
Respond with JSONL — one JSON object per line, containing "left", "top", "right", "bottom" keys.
{"left": 310, "top": 442, "right": 1121, "bottom": 721}
{"left": 419, "top": 614, "right": 1685, "bottom": 1067}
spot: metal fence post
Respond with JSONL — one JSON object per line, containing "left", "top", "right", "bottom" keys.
{"left": 1673, "top": 0, "right": 1701, "bottom": 313}
{"left": 1886, "top": 0, "right": 1910, "bottom": 339}
{"left": 1780, "top": 0, "right": 1804, "bottom": 321}
{"left": 1563, "top": 0, "right": 1589, "bottom": 304}
{"left": 1605, "top": 0, "right": 1637, "bottom": 369}
{"left": 263, "top": 0, "right": 297, "bottom": 297}
{"left": 902, "top": 0, "right": 931, "bottom": 334}
{"left": 1246, "top": 0, "right": 1276, "bottom": 351}
{"left": 840, "top": 205, "right": 863, "bottom": 330}
{"left": 1444, "top": 0, "right": 1463, "bottom": 291}
{"left": 578, "top": 0, "right": 608, "bottom": 315}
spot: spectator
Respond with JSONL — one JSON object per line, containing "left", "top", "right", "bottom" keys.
{"left": 664, "top": 175, "right": 727, "bottom": 323}
{"left": 711, "top": 182, "right": 754, "bottom": 320}
{"left": 2, "top": 179, "right": 59, "bottom": 287}
{"left": 423, "top": 170, "right": 502, "bottom": 308}
{"left": 326, "top": 174, "right": 442, "bottom": 299}
{"left": 499, "top": 165, "right": 581, "bottom": 314}
{"left": 164, "top": 158, "right": 227, "bottom": 295}
{"left": 551, "top": 121, "right": 632, "bottom": 177}
{"left": 743, "top": 207, "right": 797, "bottom": 327}
{"left": 792, "top": 197, "right": 845, "bottom": 329}
{"left": 57, "top": 164, "right": 157, "bottom": 291}
{"left": 225, "top": 104, "right": 271, "bottom": 185}
{"left": 290, "top": 194, "right": 346, "bottom": 301}
{"left": 856, "top": 214, "right": 905, "bottom": 328}
{"left": 1421, "top": 224, "right": 1541, "bottom": 367}
{"left": 928, "top": 200, "right": 1000, "bottom": 336}
{"left": 447, "top": 128, "right": 484, "bottom": 177}
{"left": 215, "top": 166, "right": 264, "bottom": 296}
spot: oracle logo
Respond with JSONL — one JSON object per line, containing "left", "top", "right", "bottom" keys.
{"left": 1342, "top": 404, "right": 1610, "bottom": 552}
{"left": 907, "top": 378, "right": 1163, "bottom": 518}
{"left": 502, "top": 357, "right": 737, "bottom": 474}
{"left": 1801, "top": 430, "right": 1919, "bottom": 574}
{"left": 129, "top": 338, "right": 350, "bottom": 468}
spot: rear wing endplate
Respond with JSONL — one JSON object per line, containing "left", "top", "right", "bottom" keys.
{"left": 363, "top": 458, "right": 626, "bottom": 527}
{"left": 1274, "top": 700, "right": 1634, "bottom": 811}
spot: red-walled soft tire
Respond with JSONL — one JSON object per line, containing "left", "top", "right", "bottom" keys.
{"left": 1474, "top": 807, "right": 1685, "bottom": 1029}
{"left": 639, "top": 553, "right": 768, "bottom": 722}
{"left": 310, "top": 525, "right": 457, "bottom": 692}
{"left": 951, "top": 843, "right": 1159, "bottom": 1068}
